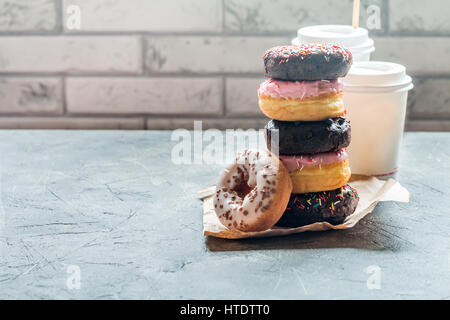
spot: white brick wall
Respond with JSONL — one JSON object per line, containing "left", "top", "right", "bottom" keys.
{"left": 0, "top": 77, "right": 62, "bottom": 114}
{"left": 0, "top": 0, "right": 57, "bottom": 32}
{"left": 0, "top": 1, "right": 447, "bottom": 130}
{"left": 225, "top": 0, "right": 384, "bottom": 33}
{"left": 0, "top": 116, "right": 144, "bottom": 129}
{"left": 225, "top": 78, "right": 263, "bottom": 116}
{"left": 145, "top": 36, "right": 289, "bottom": 74}
{"left": 389, "top": 0, "right": 450, "bottom": 34}
{"left": 62, "top": 0, "right": 222, "bottom": 32}
{"left": 0, "top": 36, "right": 141, "bottom": 73}
{"left": 66, "top": 77, "right": 223, "bottom": 115}
{"left": 146, "top": 117, "right": 269, "bottom": 130}
{"left": 372, "top": 37, "right": 450, "bottom": 74}
{"left": 408, "top": 78, "right": 450, "bottom": 118}
{"left": 405, "top": 120, "right": 450, "bottom": 132}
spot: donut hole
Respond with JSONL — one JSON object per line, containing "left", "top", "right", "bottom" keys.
{"left": 232, "top": 179, "right": 253, "bottom": 198}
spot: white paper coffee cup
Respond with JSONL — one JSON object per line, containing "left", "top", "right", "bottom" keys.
{"left": 292, "top": 25, "right": 375, "bottom": 62}
{"left": 343, "top": 61, "right": 413, "bottom": 177}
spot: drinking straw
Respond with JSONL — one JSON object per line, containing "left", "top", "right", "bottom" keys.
{"left": 352, "top": 0, "right": 360, "bottom": 29}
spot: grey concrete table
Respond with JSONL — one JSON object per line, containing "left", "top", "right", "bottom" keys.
{"left": 0, "top": 131, "right": 449, "bottom": 299}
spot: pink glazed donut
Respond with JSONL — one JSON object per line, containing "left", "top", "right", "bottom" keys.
{"left": 214, "top": 149, "right": 292, "bottom": 232}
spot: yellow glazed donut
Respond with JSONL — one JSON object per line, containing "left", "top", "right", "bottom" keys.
{"left": 214, "top": 149, "right": 292, "bottom": 232}
{"left": 257, "top": 78, "right": 345, "bottom": 121}
{"left": 279, "top": 149, "right": 351, "bottom": 194}
{"left": 289, "top": 160, "right": 351, "bottom": 193}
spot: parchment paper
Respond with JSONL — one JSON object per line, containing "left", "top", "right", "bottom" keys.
{"left": 199, "top": 175, "right": 409, "bottom": 239}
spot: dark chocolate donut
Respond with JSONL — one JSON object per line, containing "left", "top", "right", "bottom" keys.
{"left": 265, "top": 117, "right": 351, "bottom": 155}
{"left": 264, "top": 44, "right": 352, "bottom": 81}
{"left": 276, "top": 184, "right": 359, "bottom": 227}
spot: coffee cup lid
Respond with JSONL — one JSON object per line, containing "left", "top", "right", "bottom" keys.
{"left": 297, "top": 25, "right": 369, "bottom": 48}
{"left": 344, "top": 61, "right": 412, "bottom": 88}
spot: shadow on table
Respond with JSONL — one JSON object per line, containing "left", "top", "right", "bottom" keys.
{"left": 205, "top": 212, "right": 405, "bottom": 252}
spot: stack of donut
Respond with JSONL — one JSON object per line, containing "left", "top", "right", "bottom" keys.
{"left": 213, "top": 44, "right": 359, "bottom": 232}
{"left": 260, "top": 44, "right": 359, "bottom": 228}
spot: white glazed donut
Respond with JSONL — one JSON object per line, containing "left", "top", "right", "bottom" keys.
{"left": 214, "top": 149, "right": 292, "bottom": 232}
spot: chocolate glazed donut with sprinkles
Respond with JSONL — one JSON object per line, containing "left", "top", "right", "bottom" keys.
{"left": 214, "top": 149, "right": 292, "bottom": 232}
{"left": 276, "top": 184, "right": 359, "bottom": 227}
{"left": 264, "top": 44, "right": 352, "bottom": 81}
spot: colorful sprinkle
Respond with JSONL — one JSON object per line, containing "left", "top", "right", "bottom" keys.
{"left": 264, "top": 44, "right": 352, "bottom": 62}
